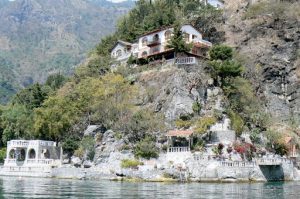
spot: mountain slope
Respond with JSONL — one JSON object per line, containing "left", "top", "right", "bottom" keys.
{"left": 0, "top": 0, "right": 133, "bottom": 103}
{"left": 223, "top": 0, "right": 300, "bottom": 123}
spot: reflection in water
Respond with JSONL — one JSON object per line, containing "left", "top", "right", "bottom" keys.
{"left": 0, "top": 177, "right": 299, "bottom": 199}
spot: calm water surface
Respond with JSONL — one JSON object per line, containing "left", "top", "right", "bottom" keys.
{"left": 0, "top": 177, "right": 299, "bottom": 199}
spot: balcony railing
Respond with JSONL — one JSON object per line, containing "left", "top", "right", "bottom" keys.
{"left": 147, "top": 39, "right": 161, "bottom": 47}
{"left": 7, "top": 140, "right": 55, "bottom": 147}
{"left": 192, "top": 39, "right": 212, "bottom": 47}
{"left": 175, "top": 57, "right": 196, "bottom": 65}
{"left": 168, "top": 147, "right": 190, "bottom": 153}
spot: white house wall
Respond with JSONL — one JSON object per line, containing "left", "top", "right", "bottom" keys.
{"left": 111, "top": 43, "right": 132, "bottom": 62}
{"left": 181, "top": 25, "right": 202, "bottom": 41}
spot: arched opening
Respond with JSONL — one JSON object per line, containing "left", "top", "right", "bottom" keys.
{"left": 116, "top": 49, "right": 122, "bottom": 57}
{"left": 9, "top": 149, "right": 15, "bottom": 159}
{"left": 28, "top": 149, "right": 36, "bottom": 159}
{"left": 142, "top": 51, "right": 148, "bottom": 57}
{"left": 17, "top": 149, "right": 26, "bottom": 161}
{"left": 183, "top": 32, "right": 190, "bottom": 42}
{"left": 153, "top": 34, "right": 159, "bottom": 42}
{"left": 42, "top": 149, "right": 50, "bottom": 159}
{"left": 165, "top": 30, "right": 172, "bottom": 40}
{"left": 142, "top": 37, "right": 148, "bottom": 46}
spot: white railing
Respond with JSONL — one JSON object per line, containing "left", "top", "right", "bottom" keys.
{"left": 7, "top": 140, "right": 29, "bottom": 147}
{"left": 26, "top": 159, "right": 54, "bottom": 165}
{"left": 219, "top": 161, "right": 256, "bottom": 168}
{"left": 4, "top": 159, "right": 16, "bottom": 164}
{"left": 175, "top": 57, "right": 196, "bottom": 65}
{"left": 192, "top": 38, "right": 212, "bottom": 47}
{"left": 39, "top": 141, "right": 55, "bottom": 147}
{"left": 256, "top": 158, "right": 292, "bottom": 165}
{"left": 7, "top": 140, "right": 55, "bottom": 147}
{"left": 168, "top": 147, "right": 190, "bottom": 153}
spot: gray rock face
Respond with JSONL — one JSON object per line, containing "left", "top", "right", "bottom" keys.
{"left": 224, "top": 0, "right": 300, "bottom": 123}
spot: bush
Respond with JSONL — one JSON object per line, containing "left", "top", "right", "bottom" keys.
{"left": 212, "top": 143, "right": 224, "bottom": 156}
{"left": 228, "top": 110, "right": 245, "bottom": 137}
{"left": 209, "top": 45, "right": 233, "bottom": 61}
{"left": 74, "top": 147, "right": 84, "bottom": 159}
{"left": 194, "top": 116, "right": 217, "bottom": 135}
{"left": 134, "top": 137, "right": 159, "bottom": 159}
{"left": 62, "top": 137, "right": 80, "bottom": 156}
{"left": 192, "top": 102, "right": 201, "bottom": 115}
{"left": 250, "top": 128, "right": 261, "bottom": 144}
{"left": 175, "top": 119, "right": 193, "bottom": 129}
{"left": 192, "top": 140, "right": 204, "bottom": 151}
{"left": 121, "top": 159, "right": 142, "bottom": 168}
{"left": 0, "top": 148, "right": 6, "bottom": 163}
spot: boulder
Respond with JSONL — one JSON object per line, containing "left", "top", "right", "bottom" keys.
{"left": 71, "top": 156, "right": 82, "bottom": 167}
{"left": 83, "top": 160, "right": 93, "bottom": 168}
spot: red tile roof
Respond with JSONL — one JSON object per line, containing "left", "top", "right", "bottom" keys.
{"left": 166, "top": 130, "right": 193, "bottom": 137}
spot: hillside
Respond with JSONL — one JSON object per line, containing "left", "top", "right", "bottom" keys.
{"left": 222, "top": 0, "right": 300, "bottom": 123}
{"left": 0, "top": 0, "right": 299, "bottom": 167}
{"left": 0, "top": 0, "right": 134, "bottom": 103}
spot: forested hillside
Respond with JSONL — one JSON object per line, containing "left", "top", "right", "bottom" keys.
{"left": 0, "top": 0, "right": 134, "bottom": 103}
{"left": 0, "top": 0, "right": 299, "bottom": 161}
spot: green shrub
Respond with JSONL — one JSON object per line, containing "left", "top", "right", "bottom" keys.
{"left": 228, "top": 110, "right": 244, "bottom": 137}
{"left": 192, "top": 102, "right": 201, "bottom": 115}
{"left": 0, "top": 148, "right": 6, "bottom": 163}
{"left": 121, "top": 159, "right": 142, "bottom": 168}
{"left": 175, "top": 119, "right": 193, "bottom": 129}
{"left": 209, "top": 45, "right": 233, "bottom": 61}
{"left": 194, "top": 116, "right": 217, "bottom": 135}
{"left": 74, "top": 147, "right": 84, "bottom": 159}
{"left": 134, "top": 137, "right": 159, "bottom": 159}
{"left": 192, "top": 140, "right": 204, "bottom": 151}
{"left": 250, "top": 128, "right": 261, "bottom": 144}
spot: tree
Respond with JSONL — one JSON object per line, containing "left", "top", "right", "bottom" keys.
{"left": 167, "top": 22, "right": 192, "bottom": 54}
{"left": 12, "top": 83, "right": 48, "bottom": 110}
{"left": 208, "top": 45, "right": 243, "bottom": 86}
{"left": 45, "top": 73, "right": 66, "bottom": 90}
{"left": 209, "top": 45, "right": 233, "bottom": 61}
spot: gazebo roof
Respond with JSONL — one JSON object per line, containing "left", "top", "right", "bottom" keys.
{"left": 166, "top": 130, "right": 193, "bottom": 137}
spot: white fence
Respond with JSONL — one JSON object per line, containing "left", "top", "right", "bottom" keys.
{"left": 175, "top": 57, "right": 196, "bottom": 65}
{"left": 168, "top": 147, "right": 190, "bottom": 153}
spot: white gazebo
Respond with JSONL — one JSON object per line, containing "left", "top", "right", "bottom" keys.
{"left": 4, "top": 140, "right": 62, "bottom": 168}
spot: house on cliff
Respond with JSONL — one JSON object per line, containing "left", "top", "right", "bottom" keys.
{"left": 110, "top": 24, "right": 212, "bottom": 65}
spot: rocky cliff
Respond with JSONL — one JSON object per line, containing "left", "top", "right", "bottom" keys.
{"left": 223, "top": 0, "right": 300, "bottom": 123}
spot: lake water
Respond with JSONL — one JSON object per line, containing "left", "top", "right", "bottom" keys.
{"left": 0, "top": 177, "right": 299, "bottom": 199}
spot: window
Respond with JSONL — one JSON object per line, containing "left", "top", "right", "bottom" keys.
{"left": 183, "top": 33, "right": 189, "bottom": 42}
{"left": 192, "top": 35, "right": 197, "bottom": 40}
{"left": 153, "top": 34, "right": 159, "bottom": 42}
{"left": 152, "top": 47, "right": 160, "bottom": 54}
{"left": 9, "top": 149, "right": 15, "bottom": 159}
{"left": 116, "top": 49, "right": 122, "bottom": 57}
{"left": 165, "top": 30, "right": 172, "bottom": 40}
{"left": 142, "top": 51, "right": 148, "bottom": 57}
{"left": 28, "top": 149, "right": 36, "bottom": 159}
{"left": 142, "top": 37, "right": 148, "bottom": 46}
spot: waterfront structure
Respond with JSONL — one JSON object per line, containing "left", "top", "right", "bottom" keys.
{"left": 167, "top": 130, "right": 194, "bottom": 153}
{"left": 110, "top": 24, "right": 212, "bottom": 63}
{"left": 1, "top": 140, "right": 62, "bottom": 176}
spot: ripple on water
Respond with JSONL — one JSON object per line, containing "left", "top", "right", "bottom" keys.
{"left": 0, "top": 177, "right": 299, "bottom": 199}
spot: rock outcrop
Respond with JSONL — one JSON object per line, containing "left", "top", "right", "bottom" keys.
{"left": 223, "top": 0, "right": 300, "bottom": 123}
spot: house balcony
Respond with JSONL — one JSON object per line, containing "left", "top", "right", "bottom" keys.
{"left": 168, "top": 147, "right": 190, "bottom": 153}
{"left": 192, "top": 38, "right": 212, "bottom": 48}
{"left": 175, "top": 57, "right": 197, "bottom": 65}
{"left": 147, "top": 39, "right": 161, "bottom": 47}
